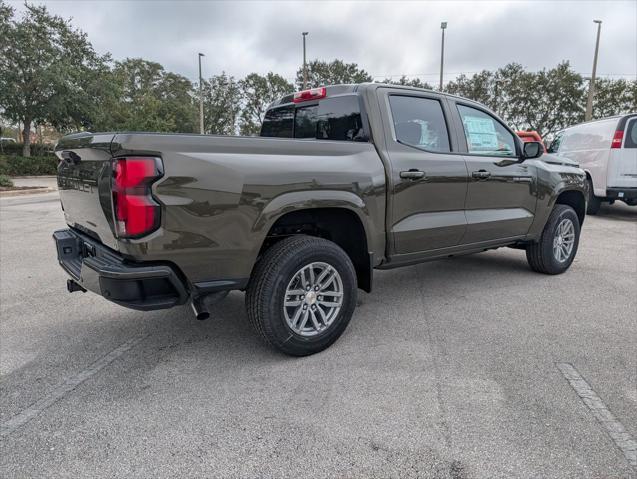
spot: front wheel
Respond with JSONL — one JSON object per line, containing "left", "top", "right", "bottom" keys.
{"left": 246, "top": 235, "right": 357, "bottom": 356}
{"left": 526, "top": 204, "right": 580, "bottom": 275}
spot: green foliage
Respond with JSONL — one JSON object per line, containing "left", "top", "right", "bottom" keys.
{"left": 0, "top": 154, "right": 58, "bottom": 176}
{"left": 90, "top": 58, "right": 198, "bottom": 133}
{"left": 239, "top": 73, "right": 294, "bottom": 136}
{"left": 592, "top": 78, "right": 637, "bottom": 119}
{"left": 296, "top": 59, "right": 372, "bottom": 89}
{"left": 379, "top": 76, "right": 434, "bottom": 90}
{"left": 445, "top": 61, "right": 636, "bottom": 138}
{"left": 0, "top": 1, "right": 109, "bottom": 156}
{"left": 202, "top": 72, "right": 242, "bottom": 135}
{"left": 0, "top": 142, "right": 54, "bottom": 157}
{"left": 0, "top": 174, "right": 13, "bottom": 187}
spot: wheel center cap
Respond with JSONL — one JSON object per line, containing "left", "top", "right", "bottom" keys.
{"left": 305, "top": 291, "right": 317, "bottom": 305}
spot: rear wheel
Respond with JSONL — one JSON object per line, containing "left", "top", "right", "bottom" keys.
{"left": 586, "top": 177, "right": 601, "bottom": 215}
{"left": 526, "top": 204, "right": 580, "bottom": 275}
{"left": 246, "top": 235, "right": 357, "bottom": 356}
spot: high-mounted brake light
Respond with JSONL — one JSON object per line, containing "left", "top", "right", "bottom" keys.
{"left": 611, "top": 130, "right": 624, "bottom": 149}
{"left": 293, "top": 87, "right": 327, "bottom": 103}
{"left": 111, "top": 157, "right": 162, "bottom": 238}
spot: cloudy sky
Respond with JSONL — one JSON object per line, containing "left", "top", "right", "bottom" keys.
{"left": 10, "top": 0, "right": 637, "bottom": 85}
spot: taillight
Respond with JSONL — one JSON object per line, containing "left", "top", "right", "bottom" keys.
{"left": 293, "top": 87, "right": 326, "bottom": 103}
{"left": 111, "top": 157, "right": 162, "bottom": 238}
{"left": 611, "top": 130, "right": 624, "bottom": 149}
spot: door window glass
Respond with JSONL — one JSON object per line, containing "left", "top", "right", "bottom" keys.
{"left": 389, "top": 96, "right": 451, "bottom": 152}
{"left": 457, "top": 105, "right": 516, "bottom": 157}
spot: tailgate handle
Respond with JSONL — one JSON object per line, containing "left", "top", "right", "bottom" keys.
{"left": 61, "top": 150, "right": 81, "bottom": 164}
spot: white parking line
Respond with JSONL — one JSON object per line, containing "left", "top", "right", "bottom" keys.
{"left": 1, "top": 333, "right": 148, "bottom": 438}
{"left": 557, "top": 362, "right": 637, "bottom": 470}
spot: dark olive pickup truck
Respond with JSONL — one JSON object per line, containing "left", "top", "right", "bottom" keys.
{"left": 54, "top": 83, "right": 587, "bottom": 356}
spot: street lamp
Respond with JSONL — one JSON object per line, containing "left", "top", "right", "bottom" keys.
{"left": 439, "top": 22, "right": 447, "bottom": 91}
{"left": 585, "top": 20, "right": 602, "bottom": 121}
{"left": 198, "top": 53, "right": 205, "bottom": 134}
{"left": 302, "top": 32, "right": 309, "bottom": 89}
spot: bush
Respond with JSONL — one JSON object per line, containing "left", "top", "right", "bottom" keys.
{"left": 0, "top": 155, "right": 59, "bottom": 176}
{"left": 0, "top": 142, "right": 56, "bottom": 157}
{"left": 0, "top": 174, "right": 14, "bottom": 187}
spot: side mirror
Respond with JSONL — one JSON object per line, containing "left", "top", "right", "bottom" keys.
{"left": 522, "top": 141, "right": 543, "bottom": 160}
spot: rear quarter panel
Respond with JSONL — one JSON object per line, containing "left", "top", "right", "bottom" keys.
{"left": 111, "top": 134, "right": 386, "bottom": 284}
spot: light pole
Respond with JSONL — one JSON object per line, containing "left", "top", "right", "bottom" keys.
{"left": 585, "top": 20, "right": 602, "bottom": 121}
{"left": 439, "top": 22, "right": 447, "bottom": 91}
{"left": 198, "top": 53, "right": 205, "bottom": 134}
{"left": 302, "top": 32, "right": 309, "bottom": 89}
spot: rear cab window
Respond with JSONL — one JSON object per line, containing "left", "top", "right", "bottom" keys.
{"left": 261, "top": 94, "right": 367, "bottom": 142}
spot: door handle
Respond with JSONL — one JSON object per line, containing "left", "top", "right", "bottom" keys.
{"left": 400, "top": 169, "right": 426, "bottom": 180}
{"left": 472, "top": 170, "right": 491, "bottom": 180}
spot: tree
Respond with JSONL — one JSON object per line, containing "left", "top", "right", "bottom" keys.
{"left": 0, "top": 2, "right": 108, "bottom": 156}
{"left": 202, "top": 72, "right": 242, "bottom": 135}
{"left": 378, "top": 76, "right": 434, "bottom": 89}
{"left": 592, "top": 78, "right": 637, "bottom": 119}
{"left": 296, "top": 59, "right": 372, "bottom": 89}
{"left": 88, "top": 58, "right": 197, "bottom": 133}
{"left": 446, "top": 62, "right": 588, "bottom": 138}
{"left": 239, "top": 72, "right": 293, "bottom": 136}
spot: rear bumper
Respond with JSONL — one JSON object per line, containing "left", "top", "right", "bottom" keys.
{"left": 606, "top": 187, "right": 637, "bottom": 202}
{"left": 53, "top": 229, "right": 188, "bottom": 310}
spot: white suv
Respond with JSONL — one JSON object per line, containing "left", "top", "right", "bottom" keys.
{"left": 549, "top": 114, "right": 637, "bottom": 214}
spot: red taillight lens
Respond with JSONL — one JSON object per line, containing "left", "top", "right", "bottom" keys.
{"left": 112, "top": 157, "right": 162, "bottom": 238}
{"left": 611, "top": 130, "right": 624, "bottom": 149}
{"left": 292, "top": 87, "right": 327, "bottom": 103}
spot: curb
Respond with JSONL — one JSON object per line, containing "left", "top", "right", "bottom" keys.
{"left": 0, "top": 187, "right": 57, "bottom": 197}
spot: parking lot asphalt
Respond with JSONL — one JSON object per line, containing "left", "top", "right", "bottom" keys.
{"left": 1, "top": 193, "right": 635, "bottom": 478}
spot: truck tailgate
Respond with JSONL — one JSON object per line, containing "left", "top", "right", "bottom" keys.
{"left": 56, "top": 133, "right": 119, "bottom": 250}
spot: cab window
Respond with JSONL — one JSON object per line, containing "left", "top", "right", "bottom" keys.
{"left": 261, "top": 106, "right": 294, "bottom": 138}
{"left": 261, "top": 95, "right": 366, "bottom": 141}
{"left": 457, "top": 104, "right": 516, "bottom": 157}
{"left": 389, "top": 95, "right": 451, "bottom": 152}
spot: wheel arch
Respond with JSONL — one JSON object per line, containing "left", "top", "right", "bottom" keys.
{"left": 554, "top": 188, "right": 586, "bottom": 226}
{"left": 252, "top": 193, "right": 375, "bottom": 292}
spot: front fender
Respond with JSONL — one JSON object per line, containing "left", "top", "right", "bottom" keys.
{"left": 527, "top": 166, "right": 587, "bottom": 239}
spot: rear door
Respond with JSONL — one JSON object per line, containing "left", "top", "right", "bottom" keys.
{"left": 378, "top": 89, "right": 469, "bottom": 256}
{"left": 56, "top": 133, "right": 119, "bottom": 250}
{"left": 448, "top": 100, "right": 536, "bottom": 243}
{"left": 608, "top": 115, "right": 637, "bottom": 188}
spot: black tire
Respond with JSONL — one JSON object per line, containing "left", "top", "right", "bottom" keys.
{"left": 526, "top": 204, "right": 580, "bottom": 275}
{"left": 586, "top": 176, "right": 601, "bottom": 215}
{"left": 245, "top": 235, "right": 357, "bottom": 356}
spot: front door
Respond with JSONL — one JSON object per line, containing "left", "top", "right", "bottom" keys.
{"left": 381, "top": 91, "right": 469, "bottom": 256}
{"left": 451, "top": 101, "right": 536, "bottom": 244}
